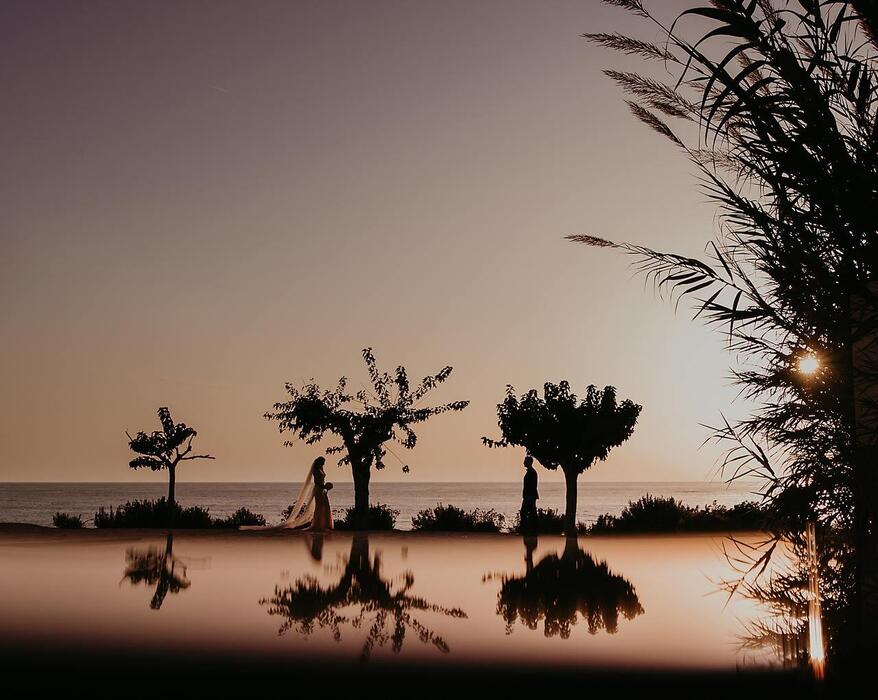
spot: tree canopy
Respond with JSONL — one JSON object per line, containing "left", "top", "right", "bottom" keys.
{"left": 266, "top": 348, "right": 469, "bottom": 474}
{"left": 484, "top": 382, "right": 641, "bottom": 477}
{"left": 127, "top": 407, "right": 212, "bottom": 473}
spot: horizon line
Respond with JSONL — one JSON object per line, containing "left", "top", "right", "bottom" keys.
{"left": 0, "top": 479, "right": 757, "bottom": 485}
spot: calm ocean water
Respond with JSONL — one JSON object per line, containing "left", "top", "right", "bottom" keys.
{"left": 0, "top": 481, "right": 762, "bottom": 529}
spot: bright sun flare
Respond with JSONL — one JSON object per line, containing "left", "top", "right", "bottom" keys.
{"left": 797, "top": 353, "right": 820, "bottom": 375}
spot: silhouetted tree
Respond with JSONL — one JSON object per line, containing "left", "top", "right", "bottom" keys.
{"left": 266, "top": 348, "right": 468, "bottom": 527}
{"left": 260, "top": 534, "right": 467, "bottom": 661}
{"left": 126, "top": 407, "right": 214, "bottom": 509}
{"left": 572, "top": 0, "right": 878, "bottom": 663}
{"left": 484, "top": 382, "right": 641, "bottom": 534}
{"left": 495, "top": 536, "right": 644, "bottom": 638}
{"left": 121, "top": 534, "right": 190, "bottom": 610}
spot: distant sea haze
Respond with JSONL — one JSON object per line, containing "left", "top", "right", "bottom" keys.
{"left": 0, "top": 481, "right": 762, "bottom": 530}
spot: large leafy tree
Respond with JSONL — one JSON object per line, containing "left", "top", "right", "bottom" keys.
{"left": 570, "top": 0, "right": 878, "bottom": 663}
{"left": 265, "top": 348, "right": 468, "bottom": 526}
{"left": 484, "top": 382, "right": 641, "bottom": 534}
{"left": 126, "top": 407, "right": 214, "bottom": 508}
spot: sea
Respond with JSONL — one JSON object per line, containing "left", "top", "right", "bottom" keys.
{"left": 0, "top": 481, "right": 763, "bottom": 530}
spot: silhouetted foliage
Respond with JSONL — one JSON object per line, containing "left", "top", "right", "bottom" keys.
{"left": 122, "top": 534, "right": 190, "bottom": 610}
{"left": 266, "top": 348, "right": 468, "bottom": 527}
{"left": 411, "top": 504, "right": 505, "bottom": 532}
{"left": 588, "top": 495, "right": 768, "bottom": 534}
{"left": 126, "top": 407, "right": 214, "bottom": 515}
{"left": 510, "top": 507, "right": 586, "bottom": 535}
{"left": 94, "top": 498, "right": 264, "bottom": 529}
{"left": 495, "top": 537, "right": 644, "bottom": 638}
{"left": 484, "top": 382, "right": 641, "bottom": 533}
{"left": 96, "top": 499, "right": 212, "bottom": 528}
{"left": 333, "top": 503, "right": 399, "bottom": 531}
{"left": 211, "top": 507, "right": 266, "bottom": 529}
{"left": 575, "top": 1, "right": 878, "bottom": 666}
{"left": 260, "top": 535, "right": 467, "bottom": 661}
{"left": 52, "top": 512, "right": 84, "bottom": 529}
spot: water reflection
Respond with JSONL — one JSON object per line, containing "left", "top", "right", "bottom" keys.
{"left": 305, "top": 532, "right": 325, "bottom": 563}
{"left": 121, "top": 534, "right": 190, "bottom": 610}
{"left": 261, "top": 534, "right": 467, "bottom": 661}
{"left": 495, "top": 536, "right": 644, "bottom": 638}
{"left": 722, "top": 527, "right": 868, "bottom": 678}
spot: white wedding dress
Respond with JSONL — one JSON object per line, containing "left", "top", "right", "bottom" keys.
{"left": 240, "top": 468, "right": 316, "bottom": 530}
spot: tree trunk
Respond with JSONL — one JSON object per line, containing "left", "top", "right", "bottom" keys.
{"left": 167, "top": 465, "right": 177, "bottom": 528}
{"left": 352, "top": 461, "right": 371, "bottom": 529}
{"left": 167, "top": 465, "right": 176, "bottom": 506}
{"left": 563, "top": 468, "right": 579, "bottom": 536}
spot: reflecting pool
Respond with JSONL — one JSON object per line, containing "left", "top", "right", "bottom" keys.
{"left": 0, "top": 529, "right": 782, "bottom": 671}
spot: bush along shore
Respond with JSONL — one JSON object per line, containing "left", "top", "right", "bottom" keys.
{"left": 412, "top": 504, "right": 505, "bottom": 532}
{"left": 91, "top": 499, "right": 265, "bottom": 529}
{"left": 51, "top": 495, "right": 770, "bottom": 533}
{"left": 586, "top": 495, "right": 768, "bottom": 534}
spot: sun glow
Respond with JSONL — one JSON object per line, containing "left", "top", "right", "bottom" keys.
{"left": 797, "top": 353, "right": 820, "bottom": 376}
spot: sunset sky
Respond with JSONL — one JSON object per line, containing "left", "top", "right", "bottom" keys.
{"left": 0, "top": 0, "right": 749, "bottom": 483}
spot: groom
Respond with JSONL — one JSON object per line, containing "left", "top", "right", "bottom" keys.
{"left": 520, "top": 455, "right": 539, "bottom": 533}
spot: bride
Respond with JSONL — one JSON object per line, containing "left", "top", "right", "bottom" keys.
{"left": 241, "top": 456, "right": 333, "bottom": 531}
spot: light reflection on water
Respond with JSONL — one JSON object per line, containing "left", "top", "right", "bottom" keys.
{"left": 0, "top": 530, "right": 781, "bottom": 670}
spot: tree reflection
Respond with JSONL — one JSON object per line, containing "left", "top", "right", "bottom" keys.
{"left": 121, "top": 533, "right": 190, "bottom": 610}
{"left": 261, "top": 534, "right": 467, "bottom": 661}
{"left": 496, "top": 536, "right": 643, "bottom": 638}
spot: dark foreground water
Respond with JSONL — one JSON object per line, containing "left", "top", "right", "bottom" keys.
{"left": 0, "top": 481, "right": 761, "bottom": 529}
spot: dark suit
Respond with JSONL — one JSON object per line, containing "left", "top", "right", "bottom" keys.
{"left": 521, "top": 467, "right": 539, "bottom": 531}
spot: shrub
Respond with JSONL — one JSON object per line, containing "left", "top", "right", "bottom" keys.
{"left": 94, "top": 498, "right": 212, "bottom": 528}
{"left": 586, "top": 495, "right": 768, "bottom": 534}
{"left": 333, "top": 503, "right": 398, "bottom": 531}
{"left": 52, "top": 512, "right": 84, "bottom": 529}
{"left": 511, "top": 507, "right": 587, "bottom": 535}
{"left": 411, "top": 504, "right": 505, "bottom": 532}
{"left": 211, "top": 507, "right": 266, "bottom": 529}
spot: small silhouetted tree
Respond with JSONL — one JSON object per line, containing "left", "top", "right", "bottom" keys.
{"left": 265, "top": 348, "right": 468, "bottom": 527}
{"left": 484, "top": 382, "right": 641, "bottom": 534}
{"left": 126, "top": 407, "right": 214, "bottom": 509}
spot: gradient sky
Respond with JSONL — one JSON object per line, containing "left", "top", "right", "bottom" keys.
{"left": 0, "top": 0, "right": 750, "bottom": 483}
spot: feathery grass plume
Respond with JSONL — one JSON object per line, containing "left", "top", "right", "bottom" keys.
{"left": 605, "top": 70, "right": 695, "bottom": 119}
{"left": 602, "top": 0, "right": 648, "bottom": 18}
{"left": 565, "top": 234, "right": 617, "bottom": 248}
{"left": 626, "top": 101, "right": 684, "bottom": 145}
{"left": 583, "top": 33, "right": 674, "bottom": 61}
